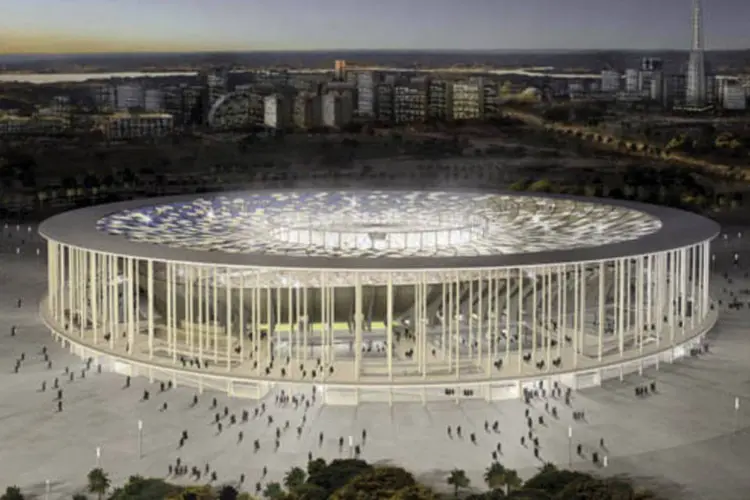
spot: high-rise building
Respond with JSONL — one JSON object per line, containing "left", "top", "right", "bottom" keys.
{"left": 263, "top": 94, "right": 292, "bottom": 130}
{"left": 722, "top": 83, "right": 747, "bottom": 110}
{"left": 322, "top": 91, "right": 354, "bottom": 128}
{"left": 600, "top": 70, "right": 621, "bottom": 93}
{"left": 355, "top": 72, "right": 377, "bottom": 117}
{"left": 201, "top": 68, "right": 229, "bottom": 123}
{"left": 92, "top": 84, "right": 116, "bottom": 112}
{"left": 293, "top": 92, "right": 322, "bottom": 129}
{"left": 375, "top": 84, "right": 394, "bottom": 123}
{"left": 144, "top": 89, "right": 165, "bottom": 112}
{"left": 334, "top": 60, "right": 347, "bottom": 81}
{"left": 427, "top": 80, "right": 453, "bottom": 120}
{"left": 116, "top": 84, "right": 145, "bottom": 110}
{"left": 394, "top": 84, "right": 427, "bottom": 124}
{"left": 686, "top": 0, "right": 706, "bottom": 106}
{"left": 452, "top": 81, "right": 483, "bottom": 120}
{"left": 624, "top": 69, "right": 639, "bottom": 94}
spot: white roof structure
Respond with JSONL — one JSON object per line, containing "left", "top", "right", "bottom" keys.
{"left": 39, "top": 188, "right": 719, "bottom": 272}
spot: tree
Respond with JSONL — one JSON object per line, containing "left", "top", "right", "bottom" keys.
{"left": 108, "top": 475, "right": 180, "bottom": 500}
{"left": 87, "top": 468, "right": 110, "bottom": 500}
{"left": 218, "top": 485, "right": 240, "bottom": 500}
{"left": 447, "top": 469, "right": 470, "bottom": 498}
{"left": 0, "top": 486, "right": 24, "bottom": 500}
{"left": 283, "top": 466, "right": 307, "bottom": 491}
{"left": 72, "top": 495, "right": 88, "bottom": 500}
{"left": 262, "top": 482, "right": 284, "bottom": 499}
{"left": 306, "top": 459, "right": 372, "bottom": 495}
{"left": 306, "top": 458, "right": 327, "bottom": 477}
{"left": 390, "top": 483, "right": 438, "bottom": 500}
{"left": 483, "top": 462, "right": 510, "bottom": 491}
{"left": 331, "top": 466, "right": 416, "bottom": 499}
{"left": 289, "top": 483, "right": 327, "bottom": 500}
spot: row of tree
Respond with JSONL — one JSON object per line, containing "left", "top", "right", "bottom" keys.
{"left": 1, "top": 459, "right": 661, "bottom": 500}
{"left": 508, "top": 164, "right": 742, "bottom": 213}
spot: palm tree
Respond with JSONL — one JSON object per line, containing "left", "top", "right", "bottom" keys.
{"left": 447, "top": 469, "right": 470, "bottom": 498}
{"left": 283, "top": 466, "right": 306, "bottom": 491}
{"left": 500, "top": 468, "right": 523, "bottom": 493}
{"left": 483, "top": 462, "right": 507, "bottom": 490}
{"left": 0, "top": 486, "right": 24, "bottom": 500}
{"left": 262, "top": 482, "right": 284, "bottom": 499}
{"left": 87, "top": 468, "right": 110, "bottom": 500}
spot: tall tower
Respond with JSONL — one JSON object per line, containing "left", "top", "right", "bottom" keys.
{"left": 685, "top": 0, "right": 706, "bottom": 106}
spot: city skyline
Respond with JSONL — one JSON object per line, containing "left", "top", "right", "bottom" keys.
{"left": 2, "top": 0, "right": 750, "bottom": 54}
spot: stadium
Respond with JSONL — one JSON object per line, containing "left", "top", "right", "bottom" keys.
{"left": 38, "top": 188, "right": 719, "bottom": 405}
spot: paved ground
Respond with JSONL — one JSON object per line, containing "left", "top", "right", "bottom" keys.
{"left": 2, "top": 222, "right": 750, "bottom": 499}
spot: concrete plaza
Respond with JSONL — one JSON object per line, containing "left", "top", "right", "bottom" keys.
{"left": 1, "top": 223, "right": 750, "bottom": 498}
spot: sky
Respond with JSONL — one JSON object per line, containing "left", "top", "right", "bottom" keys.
{"left": 1, "top": 0, "right": 749, "bottom": 54}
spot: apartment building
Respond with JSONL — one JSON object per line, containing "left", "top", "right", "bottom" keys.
{"left": 427, "top": 80, "right": 453, "bottom": 121}
{"left": 293, "top": 92, "right": 322, "bottom": 129}
{"left": 116, "top": 84, "right": 145, "bottom": 110}
{"left": 452, "top": 81, "right": 483, "bottom": 120}
{"left": 104, "top": 114, "right": 174, "bottom": 140}
{"left": 91, "top": 84, "right": 116, "bottom": 112}
{"left": 375, "top": 84, "right": 394, "bottom": 123}
{"left": 394, "top": 85, "right": 427, "bottom": 124}
{"left": 322, "top": 91, "right": 354, "bottom": 129}
{"left": 263, "top": 94, "right": 293, "bottom": 129}
{"left": 355, "top": 71, "right": 377, "bottom": 117}
{"left": 144, "top": 89, "right": 165, "bottom": 112}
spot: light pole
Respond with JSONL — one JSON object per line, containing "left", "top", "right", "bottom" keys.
{"left": 138, "top": 419, "right": 143, "bottom": 459}
{"left": 96, "top": 446, "right": 101, "bottom": 468}
{"left": 734, "top": 397, "right": 740, "bottom": 435}
{"left": 44, "top": 479, "right": 50, "bottom": 500}
{"left": 567, "top": 426, "right": 572, "bottom": 468}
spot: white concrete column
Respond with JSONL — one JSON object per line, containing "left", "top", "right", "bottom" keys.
{"left": 441, "top": 281, "right": 447, "bottom": 360}
{"left": 454, "top": 274, "right": 461, "bottom": 379}
{"left": 147, "top": 260, "right": 154, "bottom": 359}
{"left": 213, "top": 268, "right": 219, "bottom": 363}
{"left": 636, "top": 257, "right": 644, "bottom": 354}
{"left": 579, "top": 263, "right": 587, "bottom": 369}
{"left": 354, "top": 272, "right": 363, "bottom": 381}
{"left": 504, "top": 270, "right": 512, "bottom": 364}
{"left": 225, "top": 268, "right": 232, "bottom": 371}
{"left": 597, "top": 262, "right": 617, "bottom": 362}
{"left": 386, "top": 272, "right": 393, "bottom": 384}
{"left": 90, "top": 252, "right": 98, "bottom": 344}
{"left": 531, "top": 273, "right": 538, "bottom": 358}
{"left": 517, "top": 268, "right": 524, "bottom": 373}
{"left": 468, "top": 276, "right": 474, "bottom": 363}
{"left": 618, "top": 259, "right": 625, "bottom": 357}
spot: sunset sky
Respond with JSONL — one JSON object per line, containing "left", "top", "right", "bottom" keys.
{"left": 1, "top": 0, "right": 749, "bottom": 54}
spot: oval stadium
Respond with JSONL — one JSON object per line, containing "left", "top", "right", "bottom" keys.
{"left": 38, "top": 188, "right": 719, "bottom": 405}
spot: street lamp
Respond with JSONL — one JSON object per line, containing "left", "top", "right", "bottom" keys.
{"left": 44, "top": 479, "right": 50, "bottom": 500}
{"left": 96, "top": 446, "right": 101, "bottom": 467}
{"left": 734, "top": 397, "right": 740, "bottom": 435}
{"left": 138, "top": 419, "right": 143, "bottom": 458}
{"left": 567, "top": 426, "right": 573, "bottom": 468}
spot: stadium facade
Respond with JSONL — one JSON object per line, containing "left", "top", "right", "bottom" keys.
{"left": 39, "top": 188, "right": 719, "bottom": 405}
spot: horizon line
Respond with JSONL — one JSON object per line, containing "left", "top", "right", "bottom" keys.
{"left": 2, "top": 47, "right": 749, "bottom": 57}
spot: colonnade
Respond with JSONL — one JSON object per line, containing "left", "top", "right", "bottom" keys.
{"left": 45, "top": 240, "right": 713, "bottom": 383}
